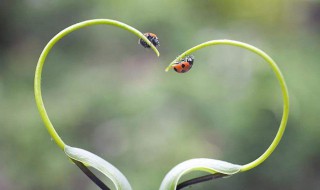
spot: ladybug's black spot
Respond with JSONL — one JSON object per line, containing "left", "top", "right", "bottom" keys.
{"left": 181, "top": 64, "right": 185, "bottom": 68}
{"left": 174, "top": 68, "right": 178, "bottom": 72}
{"left": 139, "top": 39, "right": 150, "bottom": 48}
{"left": 139, "top": 33, "right": 159, "bottom": 48}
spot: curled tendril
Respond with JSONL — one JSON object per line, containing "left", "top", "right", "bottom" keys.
{"left": 34, "top": 19, "right": 159, "bottom": 190}
{"left": 162, "top": 39, "right": 289, "bottom": 189}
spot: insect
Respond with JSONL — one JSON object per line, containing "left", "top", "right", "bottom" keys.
{"left": 139, "top": 33, "right": 160, "bottom": 48}
{"left": 172, "top": 55, "right": 194, "bottom": 73}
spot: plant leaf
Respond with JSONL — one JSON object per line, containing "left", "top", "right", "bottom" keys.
{"left": 159, "top": 158, "right": 242, "bottom": 190}
{"left": 65, "top": 145, "right": 132, "bottom": 190}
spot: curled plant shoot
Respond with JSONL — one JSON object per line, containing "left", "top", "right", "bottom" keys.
{"left": 161, "top": 39, "right": 289, "bottom": 190}
{"left": 34, "top": 19, "right": 159, "bottom": 190}
{"left": 35, "top": 19, "right": 289, "bottom": 190}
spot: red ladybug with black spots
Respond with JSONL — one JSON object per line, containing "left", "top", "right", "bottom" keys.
{"left": 172, "top": 55, "right": 194, "bottom": 73}
{"left": 139, "top": 33, "right": 160, "bottom": 48}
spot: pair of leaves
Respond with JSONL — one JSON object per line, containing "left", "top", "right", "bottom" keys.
{"left": 65, "top": 145, "right": 241, "bottom": 190}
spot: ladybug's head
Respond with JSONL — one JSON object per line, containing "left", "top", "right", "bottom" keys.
{"left": 184, "top": 55, "right": 194, "bottom": 64}
{"left": 147, "top": 35, "right": 160, "bottom": 47}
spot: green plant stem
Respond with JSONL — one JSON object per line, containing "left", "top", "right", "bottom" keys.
{"left": 34, "top": 19, "right": 160, "bottom": 150}
{"left": 71, "top": 159, "right": 110, "bottom": 190}
{"left": 177, "top": 173, "right": 226, "bottom": 190}
{"left": 166, "top": 40, "right": 289, "bottom": 172}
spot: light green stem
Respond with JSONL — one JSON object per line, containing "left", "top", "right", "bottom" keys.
{"left": 34, "top": 19, "right": 160, "bottom": 150}
{"left": 166, "top": 40, "right": 289, "bottom": 172}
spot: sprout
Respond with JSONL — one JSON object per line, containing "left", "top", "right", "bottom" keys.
{"left": 34, "top": 19, "right": 289, "bottom": 190}
{"left": 164, "top": 40, "right": 289, "bottom": 189}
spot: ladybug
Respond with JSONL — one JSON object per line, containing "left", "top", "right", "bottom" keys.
{"left": 172, "top": 55, "right": 194, "bottom": 73}
{"left": 139, "top": 33, "right": 160, "bottom": 48}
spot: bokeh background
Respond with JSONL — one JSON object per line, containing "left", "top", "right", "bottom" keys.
{"left": 1, "top": 0, "right": 319, "bottom": 189}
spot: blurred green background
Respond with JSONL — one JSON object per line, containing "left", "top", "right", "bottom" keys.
{"left": 1, "top": 0, "right": 319, "bottom": 189}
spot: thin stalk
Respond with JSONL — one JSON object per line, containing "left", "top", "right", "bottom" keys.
{"left": 166, "top": 40, "right": 289, "bottom": 172}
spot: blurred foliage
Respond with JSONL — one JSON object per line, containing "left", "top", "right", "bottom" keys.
{"left": 1, "top": 0, "right": 320, "bottom": 189}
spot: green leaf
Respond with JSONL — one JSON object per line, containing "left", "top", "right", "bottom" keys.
{"left": 159, "top": 158, "right": 242, "bottom": 190}
{"left": 64, "top": 145, "right": 132, "bottom": 190}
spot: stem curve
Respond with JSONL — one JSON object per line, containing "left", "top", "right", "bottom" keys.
{"left": 34, "top": 19, "right": 160, "bottom": 150}
{"left": 166, "top": 40, "right": 289, "bottom": 172}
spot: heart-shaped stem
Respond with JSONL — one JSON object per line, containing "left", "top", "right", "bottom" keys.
{"left": 166, "top": 39, "right": 289, "bottom": 172}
